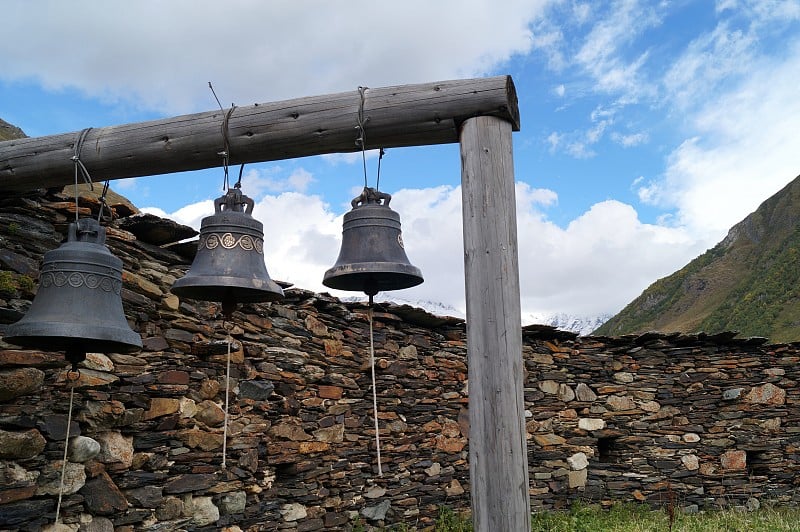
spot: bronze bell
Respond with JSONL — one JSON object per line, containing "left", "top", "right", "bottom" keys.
{"left": 4, "top": 218, "right": 142, "bottom": 366}
{"left": 323, "top": 187, "right": 423, "bottom": 296}
{"left": 172, "top": 187, "right": 283, "bottom": 315}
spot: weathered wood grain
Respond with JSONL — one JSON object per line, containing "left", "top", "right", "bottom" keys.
{"left": 0, "top": 76, "right": 518, "bottom": 193}
{"left": 460, "top": 116, "right": 530, "bottom": 531}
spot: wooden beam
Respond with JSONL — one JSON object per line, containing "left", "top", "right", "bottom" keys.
{"left": 460, "top": 116, "right": 530, "bottom": 531}
{"left": 0, "top": 76, "right": 518, "bottom": 193}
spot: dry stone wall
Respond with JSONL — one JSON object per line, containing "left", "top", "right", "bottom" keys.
{"left": 1, "top": 189, "right": 799, "bottom": 531}
{"left": 522, "top": 329, "right": 800, "bottom": 513}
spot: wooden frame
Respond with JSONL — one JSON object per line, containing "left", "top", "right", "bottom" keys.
{"left": 0, "top": 76, "right": 530, "bottom": 531}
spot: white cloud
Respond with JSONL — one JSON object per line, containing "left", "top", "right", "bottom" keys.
{"left": 147, "top": 180, "right": 701, "bottom": 318}
{"left": 376, "top": 184, "right": 700, "bottom": 317}
{"left": 716, "top": 0, "right": 738, "bottom": 13}
{"left": 572, "top": 2, "right": 592, "bottom": 24}
{"left": 6, "top": 0, "right": 799, "bottom": 326}
{"left": 645, "top": 39, "right": 800, "bottom": 242}
{"left": 574, "top": 0, "right": 663, "bottom": 97}
{"left": 142, "top": 200, "right": 215, "bottom": 231}
{"left": 663, "top": 22, "right": 757, "bottom": 110}
{"left": 518, "top": 199, "right": 699, "bottom": 316}
{"left": 612, "top": 131, "right": 648, "bottom": 147}
{"left": 112, "top": 177, "right": 139, "bottom": 191}
{"left": 321, "top": 149, "right": 382, "bottom": 166}
{"left": 1, "top": 0, "right": 551, "bottom": 115}
{"left": 234, "top": 167, "right": 316, "bottom": 197}
{"left": 719, "top": 0, "right": 800, "bottom": 26}
{"left": 566, "top": 141, "right": 595, "bottom": 159}
{"left": 546, "top": 132, "right": 562, "bottom": 152}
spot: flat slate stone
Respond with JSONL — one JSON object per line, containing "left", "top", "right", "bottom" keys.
{"left": 0, "top": 248, "right": 39, "bottom": 276}
{"left": 80, "top": 471, "right": 128, "bottom": 515}
{"left": 0, "top": 428, "right": 46, "bottom": 459}
{"left": 164, "top": 473, "right": 217, "bottom": 494}
{"left": 0, "top": 498, "right": 54, "bottom": 527}
{"left": 117, "top": 213, "right": 198, "bottom": 246}
{"left": 240, "top": 379, "right": 275, "bottom": 401}
{"left": 0, "top": 367, "right": 45, "bottom": 401}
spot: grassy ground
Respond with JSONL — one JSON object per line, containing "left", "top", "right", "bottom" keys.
{"left": 380, "top": 503, "right": 800, "bottom": 531}
{"left": 528, "top": 502, "right": 800, "bottom": 531}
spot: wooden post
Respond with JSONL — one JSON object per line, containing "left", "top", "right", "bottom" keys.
{"left": 460, "top": 116, "right": 530, "bottom": 531}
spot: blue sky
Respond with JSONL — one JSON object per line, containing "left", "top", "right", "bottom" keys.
{"left": 2, "top": 0, "right": 799, "bottom": 322}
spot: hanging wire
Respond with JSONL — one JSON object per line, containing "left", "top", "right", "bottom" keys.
{"left": 221, "top": 106, "right": 236, "bottom": 191}
{"left": 54, "top": 371, "right": 79, "bottom": 524}
{"left": 209, "top": 82, "right": 236, "bottom": 191}
{"left": 71, "top": 128, "right": 94, "bottom": 222}
{"left": 357, "top": 86, "right": 369, "bottom": 189}
{"left": 368, "top": 295, "right": 383, "bottom": 477}
{"left": 208, "top": 81, "right": 224, "bottom": 110}
{"left": 376, "top": 148, "right": 385, "bottom": 192}
{"left": 235, "top": 163, "right": 245, "bottom": 189}
{"left": 96, "top": 181, "right": 112, "bottom": 223}
{"left": 356, "top": 87, "right": 387, "bottom": 193}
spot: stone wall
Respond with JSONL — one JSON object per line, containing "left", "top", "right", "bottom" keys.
{"left": 522, "top": 328, "right": 800, "bottom": 512}
{"left": 1, "top": 189, "right": 799, "bottom": 531}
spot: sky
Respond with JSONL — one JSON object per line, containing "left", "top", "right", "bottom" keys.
{"left": 2, "top": 0, "right": 799, "bottom": 323}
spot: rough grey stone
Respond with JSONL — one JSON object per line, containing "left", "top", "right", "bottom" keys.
{"left": 68, "top": 435, "right": 101, "bottom": 463}
{"left": 0, "top": 368, "right": 45, "bottom": 401}
{"left": 239, "top": 379, "right": 275, "bottom": 401}
{"left": 361, "top": 499, "right": 391, "bottom": 521}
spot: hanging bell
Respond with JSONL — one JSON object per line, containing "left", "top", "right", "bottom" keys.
{"left": 323, "top": 187, "right": 423, "bottom": 296}
{"left": 4, "top": 218, "right": 142, "bottom": 366}
{"left": 172, "top": 187, "right": 283, "bottom": 315}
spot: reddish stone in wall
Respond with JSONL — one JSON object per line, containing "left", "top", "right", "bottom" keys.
{"left": 318, "top": 385, "right": 343, "bottom": 400}
{"left": 745, "top": 383, "right": 786, "bottom": 405}
{"left": 720, "top": 450, "right": 747, "bottom": 470}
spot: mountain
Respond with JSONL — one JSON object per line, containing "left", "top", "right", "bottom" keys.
{"left": 341, "top": 295, "right": 607, "bottom": 336}
{"left": 340, "top": 294, "right": 467, "bottom": 320}
{"left": 594, "top": 174, "right": 800, "bottom": 343}
{"left": 524, "top": 312, "right": 613, "bottom": 336}
{"left": 0, "top": 118, "right": 26, "bottom": 141}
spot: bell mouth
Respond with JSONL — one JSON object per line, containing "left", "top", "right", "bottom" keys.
{"left": 322, "top": 263, "right": 424, "bottom": 295}
{"left": 4, "top": 321, "right": 143, "bottom": 354}
{"left": 171, "top": 277, "right": 285, "bottom": 303}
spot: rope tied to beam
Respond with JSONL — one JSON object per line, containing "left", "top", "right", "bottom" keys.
{"left": 356, "top": 86, "right": 386, "bottom": 192}
{"left": 208, "top": 82, "right": 238, "bottom": 191}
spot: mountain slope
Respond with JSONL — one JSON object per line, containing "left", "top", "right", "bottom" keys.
{"left": 594, "top": 174, "right": 800, "bottom": 342}
{"left": 0, "top": 118, "right": 26, "bottom": 141}
{"left": 523, "top": 312, "right": 612, "bottom": 336}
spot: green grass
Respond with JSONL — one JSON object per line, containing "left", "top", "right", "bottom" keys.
{"left": 408, "top": 503, "right": 800, "bottom": 531}
{"left": 0, "top": 270, "right": 17, "bottom": 297}
{"left": 0, "top": 270, "right": 36, "bottom": 298}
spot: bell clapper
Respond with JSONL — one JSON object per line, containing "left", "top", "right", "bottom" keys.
{"left": 65, "top": 348, "right": 86, "bottom": 373}
{"left": 221, "top": 297, "right": 238, "bottom": 320}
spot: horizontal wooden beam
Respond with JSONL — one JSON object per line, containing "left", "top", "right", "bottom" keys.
{"left": 0, "top": 76, "right": 518, "bottom": 193}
